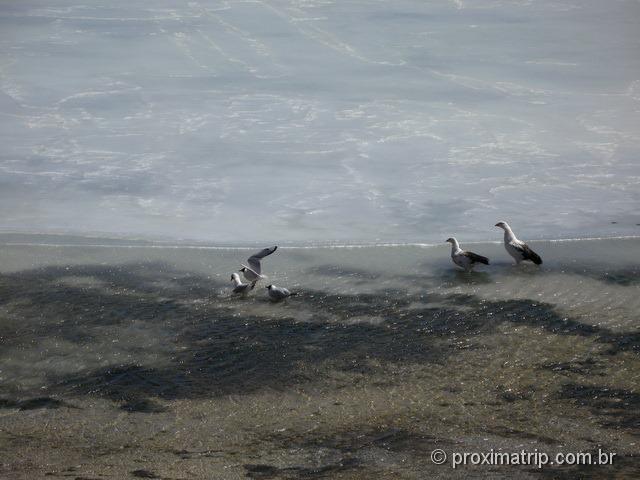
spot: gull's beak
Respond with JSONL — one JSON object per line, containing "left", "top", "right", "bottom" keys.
{"left": 495, "top": 223, "right": 500, "bottom": 227}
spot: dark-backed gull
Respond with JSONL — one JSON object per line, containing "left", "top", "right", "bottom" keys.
{"left": 446, "top": 237, "right": 490, "bottom": 271}
{"left": 495, "top": 221, "right": 542, "bottom": 265}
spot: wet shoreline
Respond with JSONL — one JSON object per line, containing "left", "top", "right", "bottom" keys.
{"left": 0, "top": 238, "right": 638, "bottom": 478}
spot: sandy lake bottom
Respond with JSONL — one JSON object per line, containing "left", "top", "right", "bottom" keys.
{"left": 0, "top": 237, "right": 638, "bottom": 479}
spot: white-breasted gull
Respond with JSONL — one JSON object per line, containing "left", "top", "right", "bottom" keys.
{"left": 230, "top": 272, "right": 255, "bottom": 294}
{"left": 495, "top": 221, "right": 542, "bottom": 265}
{"left": 239, "top": 246, "right": 278, "bottom": 283}
{"left": 446, "top": 237, "right": 490, "bottom": 272}
{"left": 266, "top": 284, "right": 296, "bottom": 301}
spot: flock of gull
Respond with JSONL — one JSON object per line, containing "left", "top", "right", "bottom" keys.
{"left": 229, "top": 245, "right": 297, "bottom": 301}
{"left": 448, "top": 221, "right": 542, "bottom": 272}
{"left": 230, "top": 221, "right": 542, "bottom": 301}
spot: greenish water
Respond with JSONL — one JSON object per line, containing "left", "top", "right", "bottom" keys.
{"left": 0, "top": 238, "right": 638, "bottom": 479}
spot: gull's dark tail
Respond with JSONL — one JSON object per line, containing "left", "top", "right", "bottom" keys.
{"left": 522, "top": 244, "right": 542, "bottom": 265}
{"left": 467, "top": 251, "right": 490, "bottom": 265}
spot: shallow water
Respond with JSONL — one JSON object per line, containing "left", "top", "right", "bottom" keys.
{"left": 0, "top": 237, "right": 638, "bottom": 478}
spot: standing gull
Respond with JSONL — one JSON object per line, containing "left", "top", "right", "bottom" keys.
{"left": 266, "top": 284, "right": 297, "bottom": 301}
{"left": 446, "top": 237, "right": 489, "bottom": 272}
{"left": 239, "top": 246, "right": 278, "bottom": 284}
{"left": 230, "top": 273, "right": 254, "bottom": 295}
{"left": 495, "top": 221, "right": 542, "bottom": 265}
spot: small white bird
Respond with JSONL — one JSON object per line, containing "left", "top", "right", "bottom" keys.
{"left": 266, "top": 284, "right": 297, "bottom": 301}
{"left": 495, "top": 221, "right": 542, "bottom": 265}
{"left": 446, "top": 237, "right": 490, "bottom": 272}
{"left": 230, "top": 272, "right": 255, "bottom": 294}
{"left": 239, "top": 246, "right": 278, "bottom": 283}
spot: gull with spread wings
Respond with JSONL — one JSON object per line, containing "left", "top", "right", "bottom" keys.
{"left": 239, "top": 246, "right": 278, "bottom": 284}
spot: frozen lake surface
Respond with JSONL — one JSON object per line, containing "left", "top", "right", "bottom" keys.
{"left": 1, "top": 0, "right": 639, "bottom": 243}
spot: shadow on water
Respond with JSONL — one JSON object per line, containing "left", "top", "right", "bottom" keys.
{"left": 244, "top": 457, "right": 362, "bottom": 480}
{"left": 1, "top": 260, "right": 640, "bottom": 478}
{"left": 558, "top": 384, "right": 640, "bottom": 434}
{"left": 0, "top": 264, "right": 212, "bottom": 351}
{"left": 0, "top": 397, "right": 74, "bottom": 411}
{"left": 0, "top": 261, "right": 638, "bottom": 410}
{"left": 52, "top": 303, "right": 455, "bottom": 402}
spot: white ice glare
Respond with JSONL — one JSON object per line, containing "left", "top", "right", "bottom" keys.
{"left": 1, "top": 0, "right": 639, "bottom": 243}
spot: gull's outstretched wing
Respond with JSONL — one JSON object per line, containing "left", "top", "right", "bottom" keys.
{"left": 247, "top": 246, "right": 278, "bottom": 274}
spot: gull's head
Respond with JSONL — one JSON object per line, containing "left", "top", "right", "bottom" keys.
{"left": 495, "top": 221, "right": 509, "bottom": 230}
{"left": 266, "top": 285, "right": 273, "bottom": 290}
{"left": 445, "top": 237, "right": 456, "bottom": 244}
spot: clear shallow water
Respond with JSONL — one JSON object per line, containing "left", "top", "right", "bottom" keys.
{"left": 0, "top": 237, "right": 638, "bottom": 478}
{"left": 1, "top": 0, "right": 640, "bottom": 243}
